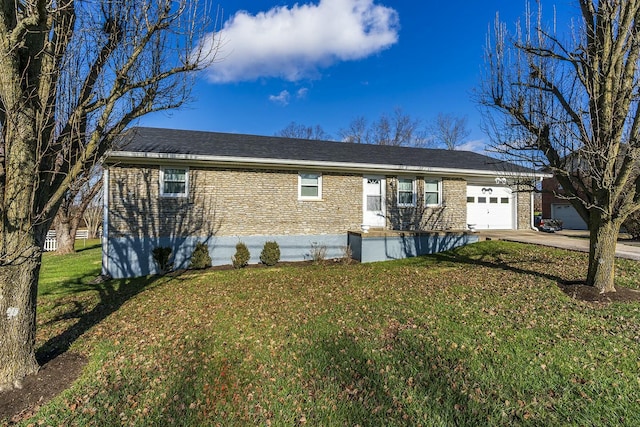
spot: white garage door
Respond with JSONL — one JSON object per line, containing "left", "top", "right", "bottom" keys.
{"left": 467, "top": 185, "right": 515, "bottom": 230}
{"left": 551, "top": 204, "right": 587, "bottom": 230}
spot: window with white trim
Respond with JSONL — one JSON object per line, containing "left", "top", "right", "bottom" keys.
{"left": 298, "top": 172, "right": 322, "bottom": 200}
{"left": 160, "top": 167, "right": 189, "bottom": 197}
{"left": 397, "top": 177, "right": 415, "bottom": 206}
{"left": 424, "top": 179, "right": 441, "bottom": 206}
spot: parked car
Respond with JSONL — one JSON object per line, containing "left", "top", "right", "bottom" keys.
{"left": 534, "top": 216, "right": 563, "bottom": 232}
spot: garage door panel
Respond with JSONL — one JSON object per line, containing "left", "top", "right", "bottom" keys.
{"left": 551, "top": 204, "right": 587, "bottom": 230}
{"left": 467, "top": 185, "right": 514, "bottom": 230}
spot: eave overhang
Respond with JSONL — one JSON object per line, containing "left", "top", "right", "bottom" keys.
{"left": 106, "top": 150, "right": 552, "bottom": 180}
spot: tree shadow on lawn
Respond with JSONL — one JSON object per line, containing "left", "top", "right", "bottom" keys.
{"left": 418, "top": 243, "right": 640, "bottom": 303}
{"left": 36, "top": 273, "right": 166, "bottom": 365}
{"left": 428, "top": 244, "right": 571, "bottom": 284}
{"left": 2, "top": 272, "right": 174, "bottom": 423}
{"left": 301, "top": 330, "right": 498, "bottom": 426}
{"left": 74, "top": 241, "right": 102, "bottom": 252}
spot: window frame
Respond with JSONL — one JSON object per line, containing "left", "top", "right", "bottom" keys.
{"left": 298, "top": 172, "right": 323, "bottom": 200}
{"left": 159, "top": 166, "right": 189, "bottom": 198}
{"left": 397, "top": 177, "right": 416, "bottom": 207}
{"left": 423, "top": 178, "right": 442, "bottom": 207}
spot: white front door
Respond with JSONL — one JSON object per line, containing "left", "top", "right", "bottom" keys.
{"left": 467, "top": 185, "right": 515, "bottom": 229}
{"left": 363, "top": 176, "right": 386, "bottom": 227}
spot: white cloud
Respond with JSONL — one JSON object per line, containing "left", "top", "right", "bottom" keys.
{"left": 296, "top": 87, "right": 309, "bottom": 99}
{"left": 201, "top": 0, "right": 399, "bottom": 83}
{"left": 269, "top": 90, "right": 291, "bottom": 105}
{"left": 457, "top": 139, "right": 488, "bottom": 154}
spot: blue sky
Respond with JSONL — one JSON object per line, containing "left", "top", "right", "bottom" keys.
{"left": 140, "top": 0, "right": 575, "bottom": 152}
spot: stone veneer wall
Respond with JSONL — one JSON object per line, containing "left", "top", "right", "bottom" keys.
{"left": 439, "top": 178, "right": 467, "bottom": 230}
{"left": 108, "top": 165, "right": 532, "bottom": 237}
{"left": 385, "top": 176, "right": 467, "bottom": 231}
{"left": 516, "top": 190, "right": 533, "bottom": 230}
{"left": 107, "top": 165, "right": 363, "bottom": 239}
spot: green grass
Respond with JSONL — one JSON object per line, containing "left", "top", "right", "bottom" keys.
{"left": 38, "top": 239, "right": 102, "bottom": 296}
{"left": 10, "top": 241, "right": 640, "bottom": 426}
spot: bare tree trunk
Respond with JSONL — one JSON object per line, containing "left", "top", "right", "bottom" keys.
{"left": 55, "top": 176, "right": 102, "bottom": 254}
{"left": 587, "top": 217, "right": 621, "bottom": 293}
{"left": 54, "top": 213, "right": 81, "bottom": 254}
{"left": 0, "top": 0, "right": 217, "bottom": 391}
{"left": 0, "top": 99, "right": 44, "bottom": 390}
{"left": 0, "top": 240, "right": 41, "bottom": 391}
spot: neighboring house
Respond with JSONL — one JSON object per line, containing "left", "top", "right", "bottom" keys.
{"left": 103, "top": 127, "right": 545, "bottom": 278}
{"left": 541, "top": 177, "right": 588, "bottom": 230}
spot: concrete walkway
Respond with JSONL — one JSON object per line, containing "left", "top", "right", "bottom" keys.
{"left": 477, "top": 229, "right": 640, "bottom": 261}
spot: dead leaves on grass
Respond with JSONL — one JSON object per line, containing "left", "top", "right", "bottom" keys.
{"left": 29, "top": 243, "right": 640, "bottom": 425}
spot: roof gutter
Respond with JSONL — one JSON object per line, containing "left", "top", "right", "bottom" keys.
{"left": 106, "top": 150, "right": 552, "bottom": 179}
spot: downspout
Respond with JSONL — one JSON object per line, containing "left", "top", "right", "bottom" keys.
{"left": 531, "top": 180, "right": 539, "bottom": 231}
{"left": 513, "top": 188, "right": 518, "bottom": 230}
{"left": 102, "top": 167, "right": 110, "bottom": 276}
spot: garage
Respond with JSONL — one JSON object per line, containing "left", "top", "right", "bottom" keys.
{"left": 466, "top": 185, "right": 515, "bottom": 230}
{"left": 551, "top": 203, "right": 587, "bottom": 230}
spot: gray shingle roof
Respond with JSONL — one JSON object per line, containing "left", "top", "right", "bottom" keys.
{"left": 111, "top": 127, "right": 535, "bottom": 174}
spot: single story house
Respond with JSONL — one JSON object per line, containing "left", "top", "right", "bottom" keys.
{"left": 103, "top": 127, "right": 545, "bottom": 278}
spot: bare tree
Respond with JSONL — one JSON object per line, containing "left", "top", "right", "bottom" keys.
{"left": 54, "top": 166, "right": 103, "bottom": 254}
{"left": 83, "top": 192, "right": 103, "bottom": 240}
{"left": 338, "top": 116, "right": 368, "bottom": 143}
{"left": 430, "top": 113, "right": 471, "bottom": 150}
{"left": 276, "top": 121, "right": 332, "bottom": 140}
{"left": 340, "top": 108, "right": 428, "bottom": 147}
{"left": 0, "top": 0, "right": 219, "bottom": 390}
{"left": 478, "top": 0, "right": 640, "bottom": 293}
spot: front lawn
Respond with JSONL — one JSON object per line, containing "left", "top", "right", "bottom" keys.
{"left": 8, "top": 241, "right": 640, "bottom": 425}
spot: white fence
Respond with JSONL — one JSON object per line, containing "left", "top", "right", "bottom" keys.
{"left": 44, "top": 232, "right": 57, "bottom": 252}
{"left": 44, "top": 229, "right": 91, "bottom": 252}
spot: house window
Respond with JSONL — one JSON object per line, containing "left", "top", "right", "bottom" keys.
{"left": 397, "top": 177, "right": 415, "bottom": 206}
{"left": 299, "top": 172, "right": 322, "bottom": 200}
{"left": 160, "top": 167, "right": 188, "bottom": 197}
{"left": 424, "top": 179, "right": 441, "bottom": 206}
{"left": 366, "top": 179, "right": 382, "bottom": 211}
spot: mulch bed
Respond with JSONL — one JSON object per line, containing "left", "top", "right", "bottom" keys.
{"left": 0, "top": 352, "right": 87, "bottom": 424}
{"left": 558, "top": 282, "right": 640, "bottom": 304}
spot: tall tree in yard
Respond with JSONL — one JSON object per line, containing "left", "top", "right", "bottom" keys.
{"left": 479, "top": 0, "right": 640, "bottom": 293}
{"left": 84, "top": 192, "right": 104, "bottom": 240}
{"left": 53, "top": 165, "right": 103, "bottom": 254}
{"left": 0, "top": 0, "right": 218, "bottom": 390}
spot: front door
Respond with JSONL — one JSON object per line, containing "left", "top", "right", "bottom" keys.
{"left": 363, "top": 176, "right": 386, "bottom": 228}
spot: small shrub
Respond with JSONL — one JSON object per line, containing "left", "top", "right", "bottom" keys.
{"left": 189, "top": 242, "right": 212, "bottom": 269}
{"left": 310, "top": 242, "right": 327, "bottom": 264}
{"left": 341, "top": 245, "right": 353, "bottom": 265}
{"left": 152, "top": 246, "right": 173, "bottom": 274}
{"left": 232, "top": 242, "right": 250, "bottom": 269}
{"left": 260, "top": 241, "right": 280, "bottom": 266}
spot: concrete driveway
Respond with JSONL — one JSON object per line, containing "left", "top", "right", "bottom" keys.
{"left": 478, "top": 229, "right": 640, "bottom": 261}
